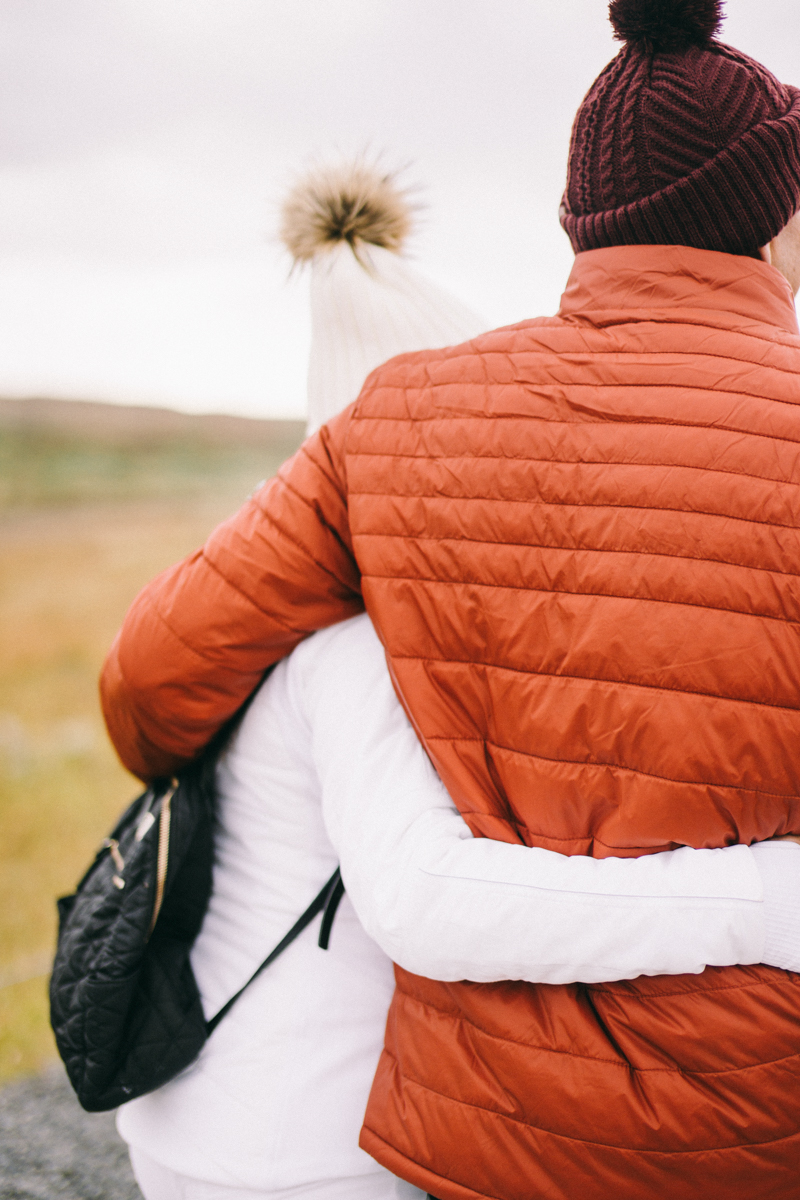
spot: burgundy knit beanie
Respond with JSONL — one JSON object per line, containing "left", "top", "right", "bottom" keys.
{"left": 560, "top": 0, "right": 800, "bottom": 255}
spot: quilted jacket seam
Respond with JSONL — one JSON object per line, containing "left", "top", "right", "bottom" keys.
{"left": 398, "top": 984, "right": 800, "bottom": 1061}
{"left": 361, "top": 568, "right": 799, "bottom": 627}
{"left": 563, "top": 321, "right": 800, "bottom": 355}
{"left": 354, "top": 530, "right": 800, "bottom": 585}
{"left": 391, "top": 1002, "right": 631, "bottom": 1069}
{"left": 377, "top": 1056, "right": 800, "bottom": 1153}
{"left": 146, "top": 586, "right": 250, "bottom": 666}
{"left": 390, "top": 652, "right": 800, "bottom": 716}
{"left": 357, "top": 327, "right": 800, "bottom": 373}
{"left": 352, "top": 490, "right": 800, "bottom": 536}
{"left": 539, "top": 378, "right": 800, "bottom": 406}
{"left": 350, "top": 413, "right": 800, "bottom": 450}
{"left": 252, "top": 484, "right": 356, "bottom": 594}
{"left": 537, "top": 320, "right": 800, "bottom": 355}
{"left": 199, "top": 551, "right": 305, "bottom": 637}
{"left": 584, "top": 977, "right": 800, "bottom": 1004}
{"left": 348, "top": 452, "right": 800, "bottom": 496}
{"left": 296, "top": 438, "right": 342, "bottom": 492}
{"left": 353, "top": 378, "right": 800, "bottom": 408}
{"left": 429, "top": 733, "right": 800, "bottom": 805}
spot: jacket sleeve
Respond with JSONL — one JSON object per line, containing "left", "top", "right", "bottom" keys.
{"left": 100, "top": 407, "right": 364, "bottom": 782}
{"left": 300, "top": 616, "right": 797, "bottom": 983}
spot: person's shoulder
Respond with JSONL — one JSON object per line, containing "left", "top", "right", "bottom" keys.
{"left": 288, "top": 613, "right": 384, "bottom": 705}
{"left": 368, "top": 315, "right": 563, "bottom": 378}
{"left": 348, "top": 317, "right": 566, "bottom": 424}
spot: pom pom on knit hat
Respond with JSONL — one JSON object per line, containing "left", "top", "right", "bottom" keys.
{"left": 559, "top": 0, "right": 800, "bottom": 256}
{"left": 609, "top": 0, "right": 724, "bottom": 53}
{"left": 279, "top": 161, "right": 486, "bottom": 436}
{"left": 280, "top": 163, "right": 412, "bottom": 264}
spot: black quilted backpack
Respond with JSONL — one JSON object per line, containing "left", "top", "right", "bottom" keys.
{"left": 50, "top": 734, "right": 344, "bottom": 1113}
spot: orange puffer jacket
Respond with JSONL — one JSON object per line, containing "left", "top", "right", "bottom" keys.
{"left": 102, "top": 244, "right": 800, "bottom": 1199}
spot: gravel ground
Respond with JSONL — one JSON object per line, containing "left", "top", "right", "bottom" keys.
{"left": 0, "top": 1064, "right": 141, "bottom": 1200}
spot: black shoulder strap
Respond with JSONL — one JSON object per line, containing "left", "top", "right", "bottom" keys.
{"left": 205, "top": 866, "right": 344, "bottom": 1036}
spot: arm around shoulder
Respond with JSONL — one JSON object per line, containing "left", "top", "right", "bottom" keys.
{"left": 303, "top": 615, "right": 800, "bottom": 984}
{"left": 100, "top": 409, "right": 364, "bottom": 782}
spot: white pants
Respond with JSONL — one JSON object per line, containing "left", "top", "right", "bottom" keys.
{"left": 129, "top": 1147, "right": 423, "bottom": 1200}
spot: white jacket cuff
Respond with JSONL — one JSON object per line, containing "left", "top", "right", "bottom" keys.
{"left": 749, "top": 841, "right": 800, "bottom": 972}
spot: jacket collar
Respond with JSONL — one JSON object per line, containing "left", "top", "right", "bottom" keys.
{"left": 558, "top": 244, "right": 800, "bottom": 337}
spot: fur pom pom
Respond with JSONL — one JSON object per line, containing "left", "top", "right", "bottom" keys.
{"left": 609, "top": 0, "right": 724, "bottom": 52}
{"left": 280, "top": 162, "right": 412, "bottom": 264}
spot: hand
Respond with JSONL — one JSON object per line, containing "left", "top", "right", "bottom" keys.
{"left": 766, "top": 833, "right": 800, "bottom": 846}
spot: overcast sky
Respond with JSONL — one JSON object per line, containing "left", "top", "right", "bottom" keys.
{"left": 1, "top": 0, "right": 798, "bottom": 419}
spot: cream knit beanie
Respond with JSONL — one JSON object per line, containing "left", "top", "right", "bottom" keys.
{"left": 280, "top": 163, "right": 487, "bottom": 436}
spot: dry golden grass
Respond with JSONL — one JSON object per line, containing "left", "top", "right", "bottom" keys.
{"left": 0, "top": 404, "right": 303, "bottom": 1083}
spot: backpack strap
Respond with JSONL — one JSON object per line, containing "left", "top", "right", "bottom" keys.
{"left": 205, "top": 866, "right": 343, "bottom": 1036}
{"left": 318, "top": 870, "right": 345, "bottom": 950}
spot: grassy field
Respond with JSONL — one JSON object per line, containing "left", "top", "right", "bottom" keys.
{"left": 0, "top": 399, "right": 303, "bottom": 1083}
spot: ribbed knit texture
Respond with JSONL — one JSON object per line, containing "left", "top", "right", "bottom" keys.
{"left": 561, "top": 39, "right": 800, "bottom": 254}
{"left": 749, "top": 841, "right": 800, "bottom": 973}
{"left": 306, "top": 242, "right": 485, "bottom": 437}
